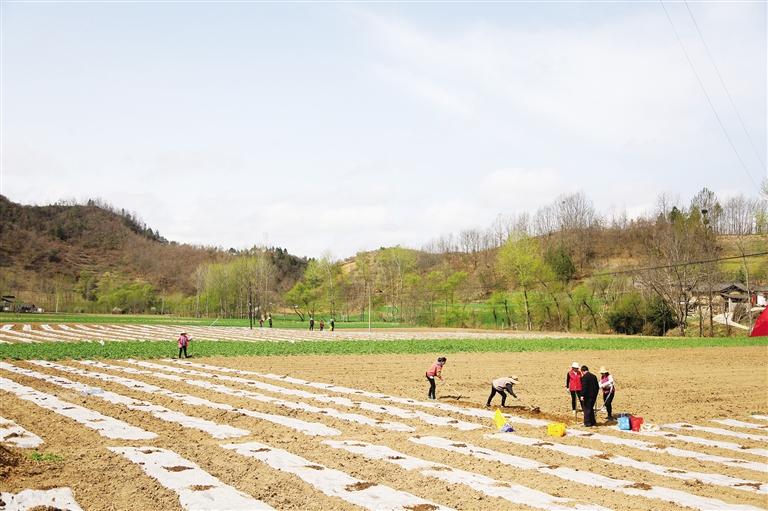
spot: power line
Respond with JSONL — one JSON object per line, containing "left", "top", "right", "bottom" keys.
{"left": 683, "top": 0, "right": 767, "bottom": 172}
{"left": 585, "top": 250, "right": 768, "bottom": 279}
{"left": 409, "top": 251, "right": 768, "bottom": 292}
{"left": 659, "top": 0, "right": 760, "bottom": 190}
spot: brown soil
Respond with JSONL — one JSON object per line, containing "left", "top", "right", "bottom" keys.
{"left": 0, "top": 445, "right": 21, "bottom": 478}
{"left": 163, "top": 466, "right": 192, "bottom": 472}
{"left": 0, "top": 345, "right": 765, "bottom": 511}
{"left": 345, "top": 481, "right": 377, "bottom": 491}
{"left": 404, "top": 505, "right": 440, "bottom": 511}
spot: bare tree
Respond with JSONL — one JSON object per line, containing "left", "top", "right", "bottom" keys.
{"left": 533, "top": 204, "right": 558, "bottom": 236}
{"left": 640, "top": 205, "right": 708, "bottom": 336}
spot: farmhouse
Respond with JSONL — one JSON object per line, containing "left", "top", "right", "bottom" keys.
{"left": 691, "top": 282, "right": 767, "bottom": 311}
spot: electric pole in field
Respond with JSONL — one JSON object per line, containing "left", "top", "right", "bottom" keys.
{"left": 248, "top": 289, "right": 253, "bottom": 330}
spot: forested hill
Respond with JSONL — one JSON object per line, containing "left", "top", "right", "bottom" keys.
{"left": 1, "top": 191, "right": 765, "bottom": 328}
{"left": 0, "top": 195, "right": 307, "bottom": 303}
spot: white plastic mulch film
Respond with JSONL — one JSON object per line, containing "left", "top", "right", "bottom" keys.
{"left": 324, "top": 439, "right": 611, "bottom": 511}
{"left": 222, "top": 441, "right": 453, "bottom": 511}
{"left": 487, "top": 432, "right": 767, "bottom": 494}
{"left": 109, "top": 446, "right": 274, "bottom": 510}
{"left": 130, "top": 359, "right": 481, "bottom": 431}
{"left": 0, "top": 487, "right": 83, "bottom": 511}
{"left": 4, "top": 361, "right": 247, "bottom": 440}
{"left": 0, "top": 374, "right": 155, "bottom": 440}
{"left": 0, "top": 416, "right": 43, "bottom": 448}
{"left": 410, "top": 436, "right": 764, "bottom": 511}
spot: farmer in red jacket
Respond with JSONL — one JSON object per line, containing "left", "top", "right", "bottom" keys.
{"left": 565, "top": 362, "right": 582, "bottom": 415}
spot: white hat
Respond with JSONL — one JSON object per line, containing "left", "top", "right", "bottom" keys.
{"left": 571, "top": 362, "right": 579, "bottom": 369}
{"left": 599, "top": 366, "right": 608, "bottom": 374}
{"left": 509, "top": 375, "right": 519, "bottom": 384}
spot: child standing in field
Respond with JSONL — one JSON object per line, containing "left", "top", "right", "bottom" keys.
{"left": 566, "top": 362, "right": 583, "bottom": 415}
{"left": 425, "top": 357, "right": 446, "bottom": 400}
{"left": 177, "top": 332, "right": 191, "bottom": 359}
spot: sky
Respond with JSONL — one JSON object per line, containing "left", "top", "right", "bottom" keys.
{"left": 1, "top": 1, "right": 766, "bottom": 259}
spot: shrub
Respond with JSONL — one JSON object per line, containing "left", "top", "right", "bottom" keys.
{"left": 645, "top": 297, "right": 678, "bottom": 336}
{"left": 606, "top": 293, "right": 645, "bottom": 334}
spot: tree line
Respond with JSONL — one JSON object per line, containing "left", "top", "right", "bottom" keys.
{"left": 4, "top": 188, "right": 766, "bottom": 336}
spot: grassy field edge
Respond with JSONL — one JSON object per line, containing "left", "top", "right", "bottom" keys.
{"left": 1, "top": 336, "right": 766, "bottom": 360}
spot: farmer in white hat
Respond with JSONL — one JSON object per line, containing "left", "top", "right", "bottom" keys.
{"left": 486, "top": 376, "right": 519, "bottom": 407}
{"left": 598, "top": 366, "right": 616, "bottom": 421}
{"left": 565, "top": 362, "right": 583, "bottom": 415}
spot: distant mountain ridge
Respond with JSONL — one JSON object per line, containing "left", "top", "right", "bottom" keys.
{"left": 0, "top": 195, "right": 306, "bottom": 298}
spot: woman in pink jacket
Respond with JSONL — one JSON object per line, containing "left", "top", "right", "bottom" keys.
{"left": 425, "top": 357, "right": 446, "bottom": 400}
{"left": 177, "top": 332, "right": 191, "bottom": 359}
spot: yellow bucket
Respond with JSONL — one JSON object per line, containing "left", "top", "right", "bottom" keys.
{"left": 547, "top": 422, "right": 567, "bottom": 437}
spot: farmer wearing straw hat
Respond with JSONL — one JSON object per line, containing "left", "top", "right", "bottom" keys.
{"left": 565, "top": 362, "right": 583, "bottom": 415}
{"left": 177, "top": 332, "right": 191, "bottom": 359}
{"left": 486, "top": 376, "right": 519, "bottom": 407}
{"left": 598, "top": 366, "right": 616, "bottom": 421}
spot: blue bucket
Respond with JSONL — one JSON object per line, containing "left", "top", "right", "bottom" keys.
{"left": 618, "top": 415, "right": 631, "bottom": 431}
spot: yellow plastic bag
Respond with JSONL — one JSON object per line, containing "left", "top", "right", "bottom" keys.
{"left": 493, "top": 409, "right": 507, "bottom": 430}
{"left": 547, "top": 422, "right": 567, "bottom": 437}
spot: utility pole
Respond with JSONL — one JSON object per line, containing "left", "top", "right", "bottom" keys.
{"left": 702, "top": 209, "right": 715, "bottom": 337}
{"left": 248, "top": 289, "right": 253, "bottom": 330}
{"left": 368, "top": 282, "right": 372, "bottom": 334}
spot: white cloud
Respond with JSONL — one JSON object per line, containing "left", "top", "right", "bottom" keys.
{"left": 356, "top": 4, "right": 765, "bottom": 147}
{"left": 375, "top": 65, "right": 477, "bottom": 117}
{"left": 477, "top": 168, "right": 573, "bottom": 211}
{"left": 3, "top": 3, "right": 763, "bottom": 259}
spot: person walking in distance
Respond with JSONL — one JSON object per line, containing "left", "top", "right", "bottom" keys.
{"left": 330, "top": 318, "right": 335, "bottom": 331}
{"left": 599, "top": 367, "right": 616, "bottom": 421}
{"left": 309, "top": 316, "right": 315, "bottom": 331}
{"left": 177, "top": 332, "right": 191, "bottom": 359}
{"left": 486, "top": 376, "right": 519, "bottom": 407}
{"left": 425, "top": 357, "right": 447, "bottom": 400}
{"left": 319, "top": 319, "right": 325, "bottom": 331}
{"left": 566, "top": 362, "right": 583, "bottom": 416}
{"left": 268, "top": 314, "right": 273, "bottom": 328}
{"left": 579, "top": 365, "right": 599, "bottom": 427}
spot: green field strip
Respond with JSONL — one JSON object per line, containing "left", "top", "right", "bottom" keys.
{"left": 0, "top": 336, "right": 765, "bottom": 360}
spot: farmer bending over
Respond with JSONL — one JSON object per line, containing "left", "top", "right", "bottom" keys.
{"left": 425, "top": 357, "right": 446, "bottom": 400}
{"left": 486, "top": 376, "right": 519, "bottom": 407}
{"left": 177, "top": 332, "right": 191, "bottom": 359}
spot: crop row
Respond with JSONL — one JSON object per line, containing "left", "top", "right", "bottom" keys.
{"left": 1, "top": 336, "right": 767, "bottom": 361}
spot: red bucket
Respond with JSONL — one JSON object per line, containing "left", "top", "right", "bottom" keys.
{"left": 630, "top": 416, "right": 644, "bottom": 431}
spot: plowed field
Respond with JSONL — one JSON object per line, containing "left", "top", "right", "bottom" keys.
{"left": 1, "top": 344, "right": 766, "bottom": 510}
